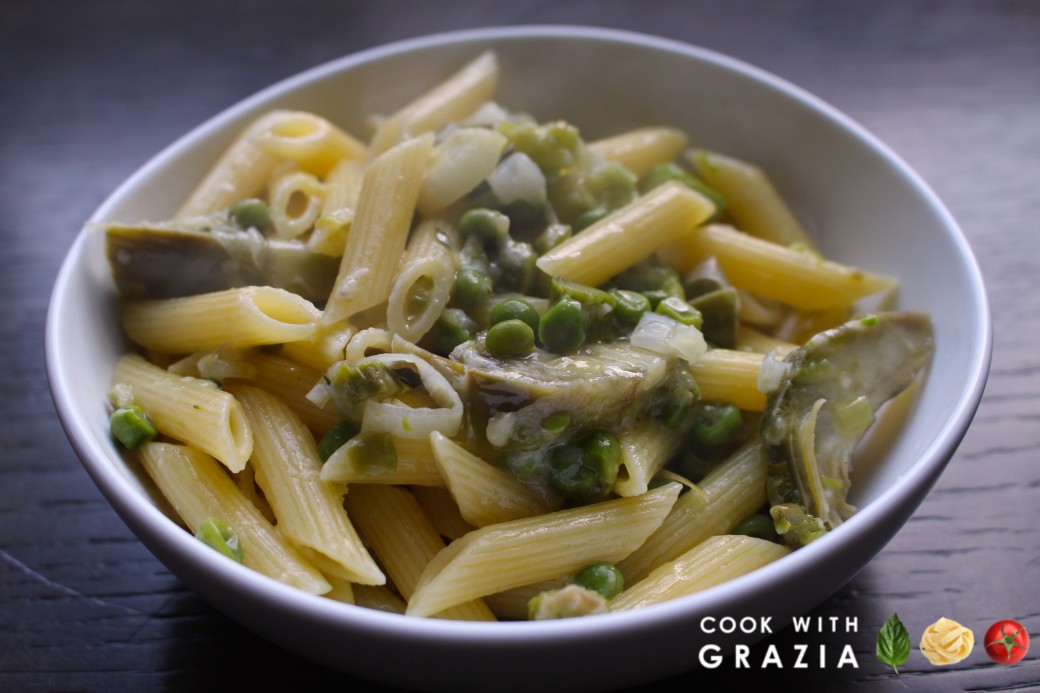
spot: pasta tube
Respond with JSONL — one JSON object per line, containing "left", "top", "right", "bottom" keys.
{"left": 138, "top": 442, "right": 331, "bottom": 594}
{"left": 406, "top": 482, "right": 681, "bottom": 618}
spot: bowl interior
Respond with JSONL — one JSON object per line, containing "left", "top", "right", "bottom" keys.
{"left": 47, "top": 26, "right": 989, "bottom": 690}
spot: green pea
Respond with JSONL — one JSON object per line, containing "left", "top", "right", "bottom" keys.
{"left": 533, "top": 222, "right": 572, "bottom": 255}
{"left": 608, "top": 289, "right": 650, "bottom": 329}
{"left": 732, "top": 513, "right": 779, "bottom": 542}
{"left": 574, "top": 561, "right": 624, "bottom": 599}
{"left": 318, "top": 420, "right": 360, "bottom": 462}
{"left": 547, "top": 431, "right": 621, "bottom": 502}
{"left": 573, "top": 207, "right": 608, "bottom": 231}
{"left": 690, "top": 402, "right": 743, "bottom": 447}
{"left": 490, "top": 298, "right": 540, "bottom": 333}
{"left": 229, "top": 198, "right": 271, "bottom": 231}
{"left": 493, "top": 240, "right": 538, "bottom": 294}
{"left": 485, "top": 319, "right": 535, "bottom": 358}
{"left": 454, "top": 267, "right": 493, "bottom": 308}
{"left": 195, "top": 517, "right": 244, "bottom": 563}
{"left": 655, "top": 296, "right": 703, "bottom": 328}
{"left": 109, "top": 405, "right": 157, "bottom": 451}
{"left": 581, "top": 431, "right": 621, "bottom": 485}
{"left": 538, "top": 297, "right": 585, "bottom": 353}
{"left": 458, "top": 208, "right": 510, "bottom": 248}
{"left": 638, "top": 163, "right": 725, "bottom": 217}
{"left": 422, "top": 308, "right": 479, "bottom": 356}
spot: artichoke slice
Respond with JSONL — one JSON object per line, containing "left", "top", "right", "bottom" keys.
{"left": 760, "top": 311, "right": 934, "bottom": 545}
{"left": 105, "top": 222, "right": 339, "bottom": 302}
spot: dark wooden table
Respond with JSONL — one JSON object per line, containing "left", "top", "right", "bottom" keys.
{"left": 3, "top": 1, "right": 1038, "bottom": 690}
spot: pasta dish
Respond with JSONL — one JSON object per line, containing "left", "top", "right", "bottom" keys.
{"left": 98, "top": 51, "right": 933, "bottom": 620}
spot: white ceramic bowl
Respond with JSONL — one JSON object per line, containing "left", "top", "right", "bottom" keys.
{"left": 47, "top": 26, "right": 990, "bottom": 691}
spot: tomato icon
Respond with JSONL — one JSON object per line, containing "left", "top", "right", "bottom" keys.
{"left": 984, "top": 620, "right": 1029, "bottom": 666}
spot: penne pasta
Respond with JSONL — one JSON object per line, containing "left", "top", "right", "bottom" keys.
{"left": 618, "top": 440, "right": 768, "bottom": 584}
{"left": 138, "top": 442, "right": 331, "bottom": 594}
{"left": 430, "top": 432, "right": 554, "bottom": 526}
{"left": 614, "top": 419, "right": 692, "bottom": 497}
{"left": 368, "top": 51, "right": 498, "bottom": 157}
{"left": 227, "top": 383, "right": 384, "bottom": 585}
{"left": 587, "top": 126, "right": 689, "bottom": 178}
{"left": 250, "top": 110, "right": 366, "bottom": 177}
{"left": 688, "top": 149, "right": 817, "bottom": 250}
{"left": 121, "top": 286, "right": 320, "bottom": 354}
{"left": 175, "top": 111, "right": 283, "bottom": 219}
{"left": 536, "top": 181, "right": 715, "bottom": 287}
{"left": 406, "top": 483, "right": 681, "bottom": 618}
{"left": 691, "top": 348, "right": 767, "bottom": 411}
{"left": 347, "top": 484, "right": 497, "bottom": 621}
{"left": 612, "top": 535, "right": 789, "bottom": 611}
{"left": 113, "top": 353, "right": 252, "bottom": 472}
{"left": 323, "top": 133, "right": 434, "bottom": 324}
{"left": 669, "top": 224, "right": 897, "bottom": 310}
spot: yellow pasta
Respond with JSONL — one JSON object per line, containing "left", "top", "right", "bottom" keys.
{"left": 121, "top": 286, "right": 320, "bottom": 353}
{"left": 250, "top": 110, "right": 366, "bottom": 177}
{"left": 618, "top": 440, "right": 768, "bottom": 583}
{"left": 113, "top": 354, "right": 252, "bottom": 472}
{"left": 688, "top": 148, "right": 817, "bottom": 250}
{"left": 669, "top": 224, "right": 896, "bottom": 310}
{"left": 138, "top": 442, "right": 331, "bottom": 594}
{"left": 587, "top": 126, "right": 688, "bottom": 178}
{"left": 430, "top": 432, "right": 554, "bottom": 526}
{"left": 175, "top": 111, "right": 283, "bottom": 218}
{"left": 406, "top": 483, "right": 680, "bottom": 618}
{"left": 347, "top": 484, "right": 496, "bottom": 621}
{"left": 536, "top": 181, "right": 715, "bottom": 286}
{"left": 323, "top": 133, "right": 434, "bottom": 324}
{"left": 228, "top": 383, "right": 384, "bottom": 585}
{"left": 612, "top": 535, "right": 789, "bottom": 611}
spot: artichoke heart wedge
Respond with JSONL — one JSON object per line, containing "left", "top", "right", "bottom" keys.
{"left": 760, "top": 311, "right": 934, "bottom": 545}
{"left": 104, "top": 222, "right": 339, "bottom": 302}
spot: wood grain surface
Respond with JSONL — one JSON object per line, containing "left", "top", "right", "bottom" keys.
{"left": 2, "top": 0, "right": 1038, "bottom": 690}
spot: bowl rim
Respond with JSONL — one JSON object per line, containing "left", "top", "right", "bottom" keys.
{"left": 45, "top": 23, "right": 992, "bottom": 646}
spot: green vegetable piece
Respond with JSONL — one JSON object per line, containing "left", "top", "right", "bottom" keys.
{"left": 615, "top": 262, "right": 685, "bottom": 301}
{"left": 688, "top": 287, "right": 738, "bottom": 348}
{"left": 538, "top": 297, "right": 586, "bottom": 353}
{"left": 551, "top": 277, "right": 617, "bottom": 341}
{"left": 548, "top": 431, "right": 621, "bottom": 503}
{"left": 454, "top": 267, "right": 493, "bottom": 308}
{"left": 458, "top": 208, "right": 510, "bottom": 248}
{"left": 489, "top": 297, "right": 540, "bottom": 333}
{"left": 493, "top": 240, "right": 538, "bottom": 294}
{"left": 109, "top": 405, "right": 157, "bottom": 450}
{"left": 540, "top": 411, "right": 572, "bottom": 438}
{"left": 732, "top": 513, "right": 779, "bottom": 542}
{"left": 876, "top": 613, "right": 911, "bottom": 673}
{"left": 195, "top": 517, "right": 244, "bottom": 563}
{"left": 485, "top": 319, "right": 535, "bottom": 358}
{"left": 690, "top": 402, "right": 743, "bottom": 447}
{"left": 422, "top": 308, "right": 479, "bottom": 356}
{"left": 608, "top": 288, "right": 651, "bottom": 329}
{"left": 585, "top": 161, "right": 638, "bottom": 211}
{"left": 683, "top": 256, "right": 730, "bottom": 298}
{"left": 573, "top": 207, "right": 608, "bottom": 231}
{"left": 498, "top": 120, "right": 582, "bottom": 173}
{"left": 638, "top": 163, "right": 725, "bottom": 216}
{"left": 338, "top": 432, "right": 398, "bottom": 476}
{"left": 655, "top": 296, "right": 703, "bottom": 328}
{"left": 318, "top": 420, "right": 360, "bottom": 462}
{"left": 228, "top": 198, "right": 271, "bottom": 231}
{"left": 770, "top": 503, "right": 828, "bottom": 546}
{"left": 574, "top": 561, "right": 625, "bottom": 599}
{"left": 331, "top": 361, "right": 405, "bottom": 405}
{"left": 533, "top": 222, "right": 572, "bottom": 255}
